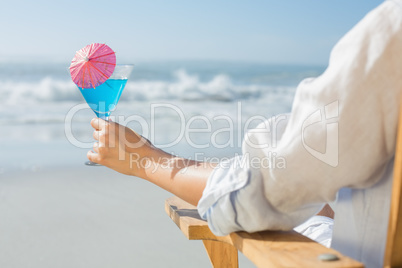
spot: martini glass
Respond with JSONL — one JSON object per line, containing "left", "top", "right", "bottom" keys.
{"left": 78, "top": 64, "right": 134, "bottom": 166}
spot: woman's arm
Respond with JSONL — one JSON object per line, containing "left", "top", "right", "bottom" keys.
{"left": 87, "top": 118, "right": 214, "bottom": 206}
{"left": 87, "top": 118, "right": 334, "bottom": 217}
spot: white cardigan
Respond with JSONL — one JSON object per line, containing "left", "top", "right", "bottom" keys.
{"left": 197, "top": 1, "right": 402, "bottom": 267}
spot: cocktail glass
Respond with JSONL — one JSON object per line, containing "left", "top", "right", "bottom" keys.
{"left": 78, "top": 64, "right": 134, "bottom": 166}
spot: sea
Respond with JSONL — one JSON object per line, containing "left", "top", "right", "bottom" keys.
{"left": 0, "top": 61, "right": 326, "bottom": 268}
{"left": 0, "top": 61, "right": 325, "bottom": 168}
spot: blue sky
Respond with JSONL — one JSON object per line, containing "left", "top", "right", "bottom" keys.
{"left": 0, "top": 0, "right": 383, "bottom": 65}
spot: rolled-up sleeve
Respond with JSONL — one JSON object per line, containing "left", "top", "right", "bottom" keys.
{"left": 197, "top": 0, "right": 402, "bottom": 237}
{"left": 198, "top": 114, "right": 324, "bottom": 236}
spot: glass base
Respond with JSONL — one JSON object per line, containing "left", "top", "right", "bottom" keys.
{"left": 85, "top": 161, "right": 102, "bottom": 166}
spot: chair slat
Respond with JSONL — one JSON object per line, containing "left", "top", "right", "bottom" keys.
{"left": 165, "top": 196, "right": 364, "bottom": 268}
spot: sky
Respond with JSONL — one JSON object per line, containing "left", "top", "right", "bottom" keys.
{"left": 0, "top": 0, "right": 383, "bottom": 65}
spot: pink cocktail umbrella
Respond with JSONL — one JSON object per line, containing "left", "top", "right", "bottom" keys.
{"left": 69, "top": 43, "right": 116, "bottom": 89}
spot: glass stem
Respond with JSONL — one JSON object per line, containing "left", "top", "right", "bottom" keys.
{"left": 99, "top": 115, "right": 109, "bottom": 121}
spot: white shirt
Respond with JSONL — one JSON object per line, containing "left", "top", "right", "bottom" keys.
{"left": 197, "top": 1, "right": 402, "bottom": 267}
{"left": 293, "top": 215, "right": 334, "bottom": 248}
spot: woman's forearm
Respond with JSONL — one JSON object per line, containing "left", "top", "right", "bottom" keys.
{"left": 141, "top": 148, "right": 215, "bottom": 206}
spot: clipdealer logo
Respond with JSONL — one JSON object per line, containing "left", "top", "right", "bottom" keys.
{"left": 301, "top": 101, "right": 339, "bottom": 167}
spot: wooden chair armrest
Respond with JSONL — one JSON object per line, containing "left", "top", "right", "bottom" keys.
{"left": 165, "top": 196, "right": 364, "bottom": 268}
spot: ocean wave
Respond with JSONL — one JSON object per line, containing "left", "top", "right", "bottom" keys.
{"left": 0, "top": 69, "right": 296, "bottom": 105}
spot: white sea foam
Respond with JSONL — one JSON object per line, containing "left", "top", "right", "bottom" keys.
{"left": 0, "top": 70, "right": 296, "bottom": 105}
{"left": 0, "top": 69, "right": 298, "bottom": 131}
{"left": 0, "top": 77, "right": 81, "bottom": 105}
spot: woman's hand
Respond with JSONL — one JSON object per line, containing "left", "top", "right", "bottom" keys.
{"left": 88, "top": 118, "right": 158, "bottom": 178}
{"left": 87, "top": 118, "right": 212, "bottom": 206}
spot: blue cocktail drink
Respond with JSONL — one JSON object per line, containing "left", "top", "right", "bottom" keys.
{"left": 79, "top": 79, "right": 127, "bottom": 119}
{"left": 77, "top": 64, "right": 134, "bottom": 166}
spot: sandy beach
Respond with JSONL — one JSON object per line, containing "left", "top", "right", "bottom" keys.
{"left": 0, "top": 138, "right": 256, "bottom": 268}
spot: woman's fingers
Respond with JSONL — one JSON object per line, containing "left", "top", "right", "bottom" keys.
{"left": 87, "top": 150, "right": 101, "bottom": 164}
{"left": 88, "top": 118, "right": 117, "bottom": 167}
{"left": 91, "top": 118, "right": 108, "bottom": 131}
{"left": 93, "top": 130, "right": 100, "bottom": 141}
{"left": 93, "top": 142, "right": 100, "bottom": 153}
{"left": 91, "top": 118, "right": 100, "bottom": 130}
{"left": 93, "top": 130, "right": 108, "bottom": 143}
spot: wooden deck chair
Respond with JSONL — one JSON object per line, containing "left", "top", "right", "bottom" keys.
{"left": 165, "top": 105, "right": 402, "bottom": 267}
